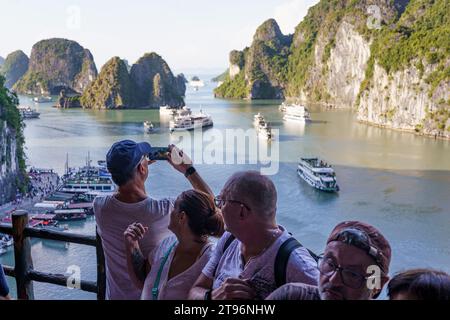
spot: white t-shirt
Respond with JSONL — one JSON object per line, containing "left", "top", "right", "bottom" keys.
{"left": 141, "top": 235, "right": 213, "bottom": 300}
{"left": 202, "top": 226, "right": 320, "bottom": 299}
{"left": 94, "top": 195, "right": 173, "bottom": 300}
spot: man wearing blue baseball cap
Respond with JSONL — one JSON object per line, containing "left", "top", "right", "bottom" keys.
{"left": 94, "top": 140, "right": 213, "bottom": 300}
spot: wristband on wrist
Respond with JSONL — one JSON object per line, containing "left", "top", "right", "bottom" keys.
{"left": 204, "top": 289, "right": 212, "bottom": 300}
{"left": 184, "top": 166, "right": 196, "bottom": 178}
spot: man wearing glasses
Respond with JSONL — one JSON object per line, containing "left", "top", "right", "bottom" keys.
{"left": 189, "top": 171, "right": 319, "bottom": 300}
{"left": 266, "top": 221, "right": 392, "bottom": 300}
{"left": 94, "top": 140, "right": 212, "bottom": 300}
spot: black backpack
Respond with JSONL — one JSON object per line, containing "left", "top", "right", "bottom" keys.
{"left": 219, "top": 233, "right": 319, "bottom": 287}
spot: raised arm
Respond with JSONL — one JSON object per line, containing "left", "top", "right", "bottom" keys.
{"left": 124, "top": 222, "right": 151, "bottom": 290}
{"left": 167, "top": 144, "right": 213, "bottom": 197}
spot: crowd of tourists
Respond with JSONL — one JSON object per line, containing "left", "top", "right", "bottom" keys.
{"left": 1, "top": 140, "right": 449, "bottom": 301}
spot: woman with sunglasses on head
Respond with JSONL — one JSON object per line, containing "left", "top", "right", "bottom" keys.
{"left": 124, "top": 189, "right": 224, "bottom": 300}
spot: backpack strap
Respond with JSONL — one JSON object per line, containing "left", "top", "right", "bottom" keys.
{"left": 212, "top": 233, "right": 236, "bottom": 278}
{"left": 274, "top": 237, "right": 320, "bottom": 287}
{"left": 223, "top": 234, "right": 236, "bottom": 253}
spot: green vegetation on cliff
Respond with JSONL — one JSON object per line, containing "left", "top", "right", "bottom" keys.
{"left": 215, "top": 19, "right": 290, "bottom": 99}
{"left": 214, "top": 71, "right": 248, "bottom": 99}
{"left": 211, "top": 69, "right": 228, "bottom": 82}
{"left": 14, "top": 38, "right": 97, "bottom": 95}
{"left": 0, "top": 50, "right": 29, "bottom": 89}
{"left": 361, "top": 0, "right": 450, "bottom": 96}
{"left": 81, "top": 57, "right": 133, "bottom": 109}
{"left": 81, "top": 52, "right": 185, "bottom": 109}
{"left": 0, "top": 75, "right": 27, "bottom": 192}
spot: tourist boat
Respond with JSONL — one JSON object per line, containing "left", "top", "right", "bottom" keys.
{"left": 143, "top": 121, "right": 154, "bottom": 133}
{"left": 282, "top": 104, "right": 311, "bottom": 122}
{"left": 253, "top": 113, "right": 273, "bottom": 140}
{"left": 60, "top": 155, "right": 116, "bottom": 193}
{"left": 17, "top": 105, "right": 40, "bottom": 119}
{"left": 257, "top": 122, "right": 273, "bottom": 140}
{"left": 169, "top": 110, "right": 213, "bottom": 132}
{"left": 297, "top": 158, "right": 339, "bottom": 192}
{"left": 53, "top": 209, "right": 87, "bottom": 221}
{"left": 189, "top": 77, "right": 205, "bottom": 89}
{"left": 33, "top": 96, "right": 52, "bottom": 103}
{"left": 175, "top": 106, "right": 192, "bottom": 117}
{"left": 279, "top": 102, "right": 288, "bottom": 112}
{"left": 60, "top": 175, "right": 115, "bottom": 192}
{"left": 253, "top": 113, "right": 265, "bottom": 126}
{"left": 0, "top": 246, "right": 6, "bottom": 255}
{"left": 0, "top": 234, "right": 13, "bottom": 247}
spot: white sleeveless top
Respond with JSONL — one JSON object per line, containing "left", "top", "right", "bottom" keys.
{"left": 141, "top": 235, "right": 213, "bottom": 300}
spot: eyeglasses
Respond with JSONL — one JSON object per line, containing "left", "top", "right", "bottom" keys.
{"left": 318, "top": 256, "right": 369, "bottom": 289}
{"left": 214, "top": 196, "right": 250, "bottom": 211}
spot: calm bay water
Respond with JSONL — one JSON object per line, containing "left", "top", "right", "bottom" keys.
{"left": 1, "top": 76, "right": 450, "bottom": 299}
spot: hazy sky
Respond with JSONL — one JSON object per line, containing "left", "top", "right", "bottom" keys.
{"left": 0, "top": 0, "right": 319, "bottom": 73}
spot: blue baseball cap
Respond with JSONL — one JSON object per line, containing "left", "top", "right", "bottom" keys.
{"left": 106, "top": 140, "right": 152, "bottom": 178}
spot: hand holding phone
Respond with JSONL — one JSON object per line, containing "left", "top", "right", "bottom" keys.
{"left": 148, "top": 147, "right": 169, "bottom": 160}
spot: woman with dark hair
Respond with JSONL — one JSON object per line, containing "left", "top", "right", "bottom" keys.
{"left": 124, "top": 189, "right": 224, "bottom": 300}
{"left": 388, "top": 268, "right": 450, "bottom": 300}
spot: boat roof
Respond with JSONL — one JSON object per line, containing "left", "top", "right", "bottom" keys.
{"left": 54, "top": 209, "right": 86, "bottom": 214}
{"left": 67, "top": 202, "right": 93, "bottom": 209}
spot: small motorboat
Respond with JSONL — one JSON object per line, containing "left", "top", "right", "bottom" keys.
{"left": 143, "top": 121, "right": 155, "bottom": 133}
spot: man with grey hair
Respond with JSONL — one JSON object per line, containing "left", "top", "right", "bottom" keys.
{"left": 189, "top": 171, "right": 319, "bottom": 300}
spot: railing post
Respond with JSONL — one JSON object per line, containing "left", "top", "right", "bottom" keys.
{"left": 12, "top": 210, "right": 34, "bottom": 300}
{"left": 96, "top": 228, "right": 106, "bottom": 300}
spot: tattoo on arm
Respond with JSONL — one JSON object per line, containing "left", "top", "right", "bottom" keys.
{"left": 131, "top": 248, "right": 147, "bottom": 282}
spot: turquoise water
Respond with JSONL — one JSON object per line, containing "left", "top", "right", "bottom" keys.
{"left": 1, "top": 76, "right": 450, "bottom": 299}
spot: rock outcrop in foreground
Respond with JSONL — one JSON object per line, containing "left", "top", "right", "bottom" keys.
{"left": 0, "top": 75, "right": 27, "bottom": 204}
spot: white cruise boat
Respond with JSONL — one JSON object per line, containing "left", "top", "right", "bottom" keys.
{"left": 143, "top": 121, "right": 154, "bottom": 133}
{"left": 169, "top": 111, "right": 213, "bottom": 132}
{"left": 159, "top": 105, "right": 176, "bottom": 115}
{"left": 253, "top": 113, "right": 273, "bottom": 140}
{"left": 282, "top": 104, "right": 311, "bottom": 122}
{"left": 160, "top": 105, "right": 191, "bottom": 117}
{"left": 297, "top": 158, "right": 339, "bottom": 192}
{"left": 253, "top": 113, "right": 265, "bottom": 126}
{"left": 279, "top": 102, "right": 288, "bottom": 112}
{"left": 18, "top": 105, "right": 40, "bottom": 119}
{"left": 175, "top": 106, "right": 192, "bottom": 117}
{"left": 33, "top": 96, "right": 52, "bottom": 103}
{"left": 257, "top": 122, "right": 273, "bottom": 140}
{"left": 189, "top": 76, "right": 205, "bottom": 89}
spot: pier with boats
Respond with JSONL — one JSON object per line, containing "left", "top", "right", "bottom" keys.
{"left": 0, "top": 154, "right": 115, "bottom": 257}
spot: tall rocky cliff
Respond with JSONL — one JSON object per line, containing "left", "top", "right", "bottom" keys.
{"left": 215, "top": 19, "right": 292, "bottom": 99}
{"left": 14, "top": 38, "right": 97, "bottom": 95}
{"left": 0, "top": 75, "right": 27, "bottom": 205}
{"left": 215, "top": 0, "right": 449, "bottom": 138}
{"left": 81, "top": 57, "right": 133, "bottom": 109}
{"left": 0, "top": 50, "right": 29, "bottom": 89}
{"left": 82, "top": 53, "right": 185, "bottom": 109}
{"left": 357, "top": 0, "right": 449, "bottom": 138}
